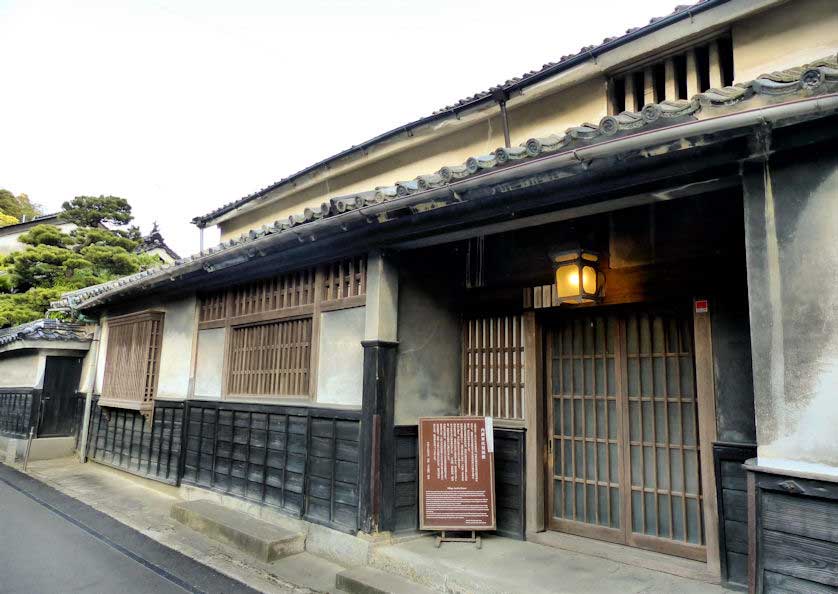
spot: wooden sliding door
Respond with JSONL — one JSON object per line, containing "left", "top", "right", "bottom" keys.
{"left": 547, "top": 307, "right": 706, "bottom": 560}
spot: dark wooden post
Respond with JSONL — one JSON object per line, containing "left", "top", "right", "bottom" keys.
{"left": 359, "top": 340, "right": 398, "bottom": 534}
{"left": 358, "top": 251, "right": 399, "bottom": 534}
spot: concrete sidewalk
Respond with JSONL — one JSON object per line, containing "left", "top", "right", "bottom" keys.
{"left": 15, "top": 457, "right": 734, "bottom": 593}
{"left": 371, "top": 535, "right": 732, "bottom": 594}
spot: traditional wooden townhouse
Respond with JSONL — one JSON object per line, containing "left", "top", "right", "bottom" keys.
{"left": 50, "top": 0, "right": 838, "bottom": 591}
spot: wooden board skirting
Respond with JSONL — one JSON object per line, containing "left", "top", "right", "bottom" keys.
{"left": 746, "top": 464, "right": 838, "bottom": 593}
{"left": 85, "top": 397, "right": 184, "bottom": 485}
{"left": 713, "top": 442, "right": 756, "bottom": 587}
{"left": 181, "top": 399, "right": 362, "bottom": 534}
{"left": 0, "top": 388, "right": 39, "bottom": 438}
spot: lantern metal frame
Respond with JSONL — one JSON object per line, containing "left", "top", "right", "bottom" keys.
{"left": 550, "top": 247, "right": 606, "bottom": 304}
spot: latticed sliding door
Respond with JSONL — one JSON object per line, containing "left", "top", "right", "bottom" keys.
{"left": 547, "top": 315, "right": 623, "bottom": 542}
{"left": 547, "top": 308, "right": 705, "bottom": 560}
{"left": 623, "top": 311, "right": 704, "bottom": 560}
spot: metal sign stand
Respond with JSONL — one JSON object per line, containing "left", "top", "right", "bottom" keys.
{"left": 435, "top": 530, "right": 482, "bottom": 549}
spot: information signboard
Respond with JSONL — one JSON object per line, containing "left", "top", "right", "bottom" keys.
{"left": 418, "top": 416, "right": 496, "bottom": 531}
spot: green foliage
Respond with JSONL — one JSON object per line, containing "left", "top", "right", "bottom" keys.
{"left": 0, "top": 189, "right": 42, "bottom": 222}
{"left": 59, "top": 195, "right": 133, "bottom": 227}
{"left": 0, "top": 288, "right": 64, "bottom": 328}
{"left": 72, "top": 227, "right": 139, "bottom": 251}
{"left": 18, "top": 224, "right": 72, "bottom": 247}
{"left": 0, "top": 211, "right": 18, "bottom": 227}
{"left": 0, "top": 194, "right": 159, "bottom": 327}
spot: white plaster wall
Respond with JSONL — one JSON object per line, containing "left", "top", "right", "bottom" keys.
{"left": 733, "top": 0, "right": 838, "bottom": 83}
{"left": 0, "top": 222, "right": 77, "bottom": 256}
{"left": 0, "top": 352, "right": 42, "bottom": 388}
{"left": 316, "top": 307, "right": 365, "bottom": 407}
{"left": 157, "top": 296, "right": 197, "bottom": 400}
{"left": 194, "top": 328, "right": 225, "bottom": 399}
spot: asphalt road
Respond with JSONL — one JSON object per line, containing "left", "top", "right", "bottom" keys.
{"left": 0, "top": 464, "right": 259, "bottom": 594}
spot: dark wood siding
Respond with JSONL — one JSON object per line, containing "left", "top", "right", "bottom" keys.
{"left": 392, "top": 426, "right": 419, "bottom": 534}
{"left": 750, "top": 468, "right": 838, "bottom": 593}
{"left": 85, "top": 397, "right": 183, "bottom": 485}
{"left": 181, "top": 400, "right": 361, "bottom": 534}
{"left": 0, "top": 389, "right": 38, "bottom": 437}
{"left": 713, "top": 442, "right": 756, "bottom": 587}
{"left": 494, "top": 428, "right": 526, "bottom": 540}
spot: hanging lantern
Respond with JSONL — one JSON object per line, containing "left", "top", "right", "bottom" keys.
{"left": 552, "top": 248, "right": 604, "bottom": 304}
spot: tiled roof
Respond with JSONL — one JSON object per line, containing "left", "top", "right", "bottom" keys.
{"left": 0, "top": 318, "right": 90, "bottom": 347}
{"left": 136, "top": 222, "right": 180, "bottom": 260}
{"left": 54, "top": 56, "right": 838, "bottom": 312}
{"left": 192, "top": 0, "right": 727, "bottom": 226}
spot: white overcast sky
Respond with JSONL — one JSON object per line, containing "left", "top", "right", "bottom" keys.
{"left": 0, "top": 0, "right": 680, "bottom": 257}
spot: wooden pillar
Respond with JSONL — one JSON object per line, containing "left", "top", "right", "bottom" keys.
{"left": 709, "top": 40, "right": 724, "bottom": 89}
{"left": 664, "top": 58, "right": 678, "bottom": 101}
{"left": 358, "top": 251, "right": 399, "bottom": 533}
{"left": 624, "top": 75, "right": 637, "bottom": 112}
{"left": 643, "top": 67, "right": 656, "bottom": 107}
{"left": 686, "top": 48, "right": 701, "bottom": 98}
{"left": 694, "top": 299, "right": 721, "bottom": 579}
{"left": 523, "top": 310, "right": 545, "bottom": 534}
{"left": 359, "top": 339, "right": 398, "bottom": 533}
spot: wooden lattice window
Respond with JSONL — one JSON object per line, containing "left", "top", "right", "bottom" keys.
{"left": 100, "top": 311, "right": 164, "bottom": 415}
{"left": 226, "top": 318, "right": 313, "bottom": 397}
{"left": 321, "top": 256, "right": 366, "bottom": 302}
{"left": 197, "top": 256, "right": 367, "bottom": 400}
{"left": 199, "top": 268, "right": 317, "bottom": 324}
{"left": 462, "top": 315, "right": 525, "bottom": 420}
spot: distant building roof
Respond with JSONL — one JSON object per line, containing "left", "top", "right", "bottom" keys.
{"left": 135, "top": 222, "right": 180, "bottom": 261}
{"left": 0, "top": 213, "right": 64, "bottom": 235}
{"left": 0, "top": 319, "right": 90, "bottom": 348}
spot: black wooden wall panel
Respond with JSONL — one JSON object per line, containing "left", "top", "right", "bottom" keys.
{"left": 751, "top": 469, "right": 838, "bottom": 593}
{"left": 181, "top": 401, "right": 361, "bottom": 534}
{"left": 86, "top": 398, "right": 183, "bottom": 485}
{"left": 392, "top": 426, "right": 419, "bottom": 534}
{"left": 0, "top": 389, "right": 38, "bottom": 437}
{"left": 493, "top": 428, "right": 526, "bottom": 540}
{"left": 713, "top": 442, "right": 756, "bottom": 588}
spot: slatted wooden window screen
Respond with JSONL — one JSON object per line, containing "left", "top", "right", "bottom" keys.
{"left": 199, "top": 268, "right": 317, "bottom": 323}
{"left": 322, "top": 256, "right": 366, "bottom": 302}
{"left": 227, "top": 318, "right": 313, "bottom": 397}
{"left": 229, "top": 269, "right": 316, "bottom": 318}
{"left": 199, "top": 292, "right": 226, "bottom": 323}
{"left": 101, "top": 312, "right": 164, "bottom": 406}
{"left": 462, "top": 315, "right": 525, "bottom": 420}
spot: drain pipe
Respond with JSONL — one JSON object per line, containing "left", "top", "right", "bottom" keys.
{"left": 78, "top": 323, "right": 102, "bottom": 463}
{"left": 492, "top": 88, "right": 512, "bottom": 148}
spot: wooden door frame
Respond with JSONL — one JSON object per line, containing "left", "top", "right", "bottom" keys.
{"left": 536, "top": 300, "right": 720, "bottom": 575}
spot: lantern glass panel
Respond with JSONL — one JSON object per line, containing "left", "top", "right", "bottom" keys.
{"left": 556, "top": 263, "right": 581, "bottom": 298}
{"left": 582, "top": 265, "right": 597, "bottom": 294}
